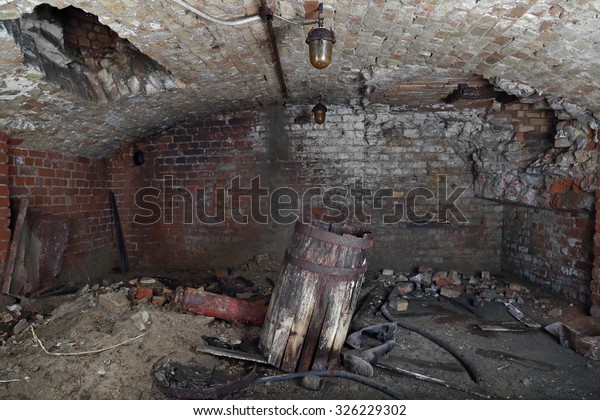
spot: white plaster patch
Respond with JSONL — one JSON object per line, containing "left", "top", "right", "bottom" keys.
{"left": 110, "top": 22, "right": 137, "bottom": 37}
{"left": 0, "top": 69, "right": 43, "bottom": 100}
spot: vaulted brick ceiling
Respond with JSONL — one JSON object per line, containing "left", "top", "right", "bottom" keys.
{"left": 1, "top": 0, "right": 599, "bottom": 157}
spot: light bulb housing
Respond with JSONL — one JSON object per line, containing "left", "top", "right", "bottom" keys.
{"left": 306, "top": 27, "right": 336, "bottom": 69}
{"left": 312, "top": 102, "right": 328, "bottom": 124}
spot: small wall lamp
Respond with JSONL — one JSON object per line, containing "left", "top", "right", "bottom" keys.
{"left": 305, "top": 3, "right": 335, "bottom": 69}
{"left": 312, "top": 100, "right": 328, "bottom": 124}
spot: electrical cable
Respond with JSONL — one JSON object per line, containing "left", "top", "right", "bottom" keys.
{"left": 251, "top": 371, "right": 407, "bottom": 400}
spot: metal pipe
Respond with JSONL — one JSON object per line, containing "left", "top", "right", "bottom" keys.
{"left": 173, "top": 287, "right": 268, "bottom": 326}
{"left": 171, "top": 0, "right": 262, "bottom": 26}
{"left": 171, "top": 0, "right": 315, "bottom": 27}
{"left": 260, "top": 0, "right": 289, "bottom": 100}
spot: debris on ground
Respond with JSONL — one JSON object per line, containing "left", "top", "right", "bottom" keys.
{"left": 1, "top": 258, "right": 599, "bottom": 400}
{"left": 545, "top": 317, "right": 600, "bottom": 361}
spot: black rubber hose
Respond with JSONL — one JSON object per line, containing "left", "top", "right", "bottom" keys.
{"left": 381, "top": 303, "right": 484, "bottom": 384}
{"left": 251, "top": 370, "right": 406, "bottom": 400}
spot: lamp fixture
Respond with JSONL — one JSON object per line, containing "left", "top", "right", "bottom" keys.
{"left": 305, "top": 3, "right": 335, "bottom": 69}
{"left": 312, "top": 98, "right": 328, "bottom": 124}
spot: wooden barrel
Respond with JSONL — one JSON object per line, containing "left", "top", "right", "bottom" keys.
{"left": 259, "top": 220, "right": 373, "bottom": 372}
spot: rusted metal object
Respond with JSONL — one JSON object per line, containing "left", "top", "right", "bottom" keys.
{"left": 109, "top": 191, "right": 128, "bottom": 273}
{"left": 173, "top": 287, "right": 268, "bottom": 326}
{"left": 260, "top": 0, "right": 289, "bottom": 100}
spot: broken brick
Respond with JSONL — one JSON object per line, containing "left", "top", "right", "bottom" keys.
{"left": 440, "top": 286, "right": 462, "bottom": 298}
{"left": 152, "top": 296, "right": 167, "bottom": 306}
{"left": 432, "top": 271, "right": 450, "bottom": 287}
{"left": 395, "top": 282, "right": 415, "bottom": 296}
{"left": 448, "top": 270, "right": 462, "bottom": 285}
{"left": 136, "top": 286, "right": 154, "bottom": 300}
{"left": 435, "top": 277, "right": 452, "bottom": 287}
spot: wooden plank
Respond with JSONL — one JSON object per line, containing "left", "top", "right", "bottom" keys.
{"left": 327, "top": 273, "right": 365, "bottom": 368}
{"left": 296, "top": 278, "right": 333, "bottom": 372}
{"left": 1, "top": 198, "right": 28, "bottom": 295}
{"left": 259, "top": 264, "right": 296, "bottom": 352}
{"left": 260, "top": 266, "right": 298, "bottom": 367}
{"left": 280, "top": 272, "right": 319, "bottom": 372}
{"left": 258, "top": 266, "right": 285, "bottom": 351}
{"left": 266, "top": 315, "right": 294, "bottom": 368}
{"left": 312, "top": 279, "right": 348, "bottom": 370}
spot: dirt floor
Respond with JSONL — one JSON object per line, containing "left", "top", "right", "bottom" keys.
{"left": 1, "top": 258, "right": 600, "bottom": 400}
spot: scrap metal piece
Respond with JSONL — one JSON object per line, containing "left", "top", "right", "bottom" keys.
{"left": 345, "top": 322, "right": 397, "bottom": 349}
{"left": 376, "top": 363, "right": 490, "bottom": 399}
{"left": 174, "top": 287, "right": 268, "bottom": 325}
{"left": 195, "top": 345, "right": 269, "bottom": 365}
{"left": 477, "top": 322, "right": 528, "bottom": 332}
{"left": 504, "top": 302, "right": 541, "bottom": 328}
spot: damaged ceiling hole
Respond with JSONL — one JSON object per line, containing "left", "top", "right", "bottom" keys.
{"left": 2, "top": 4, "right": 176, "bottom": 102}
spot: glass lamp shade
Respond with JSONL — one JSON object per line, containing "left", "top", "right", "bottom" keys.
{"left": 312, "top": 103, "right": 327, "bottom": 124}
{"left": 306, "top": 27, "right": 336, "bottom": 69}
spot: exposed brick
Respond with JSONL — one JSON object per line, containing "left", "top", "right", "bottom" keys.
{"left": 503, "top": 205, "right": 594, "bottom": 304}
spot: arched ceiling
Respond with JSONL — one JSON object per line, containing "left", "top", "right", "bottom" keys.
{"left": 1, "top": 0, "right": 599, "bottom": 157}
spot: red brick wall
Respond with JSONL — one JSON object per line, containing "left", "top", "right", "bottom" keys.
{"left": 62, "top": 6, "right": 119, "bottom": 51}
{"left": 109, "top": 113, "right": 297, "bottom": 269}
{"left": 0, "top": 133, "right": 11, "bottom": 273}
{"left": 502, "top": 205, "right": 594, "bottom": 304}
{"left": 503, "top": 102, "right": 557, "bottom": 163}
{"left": 497, "top": 105, "right": 598, "bottom": 305}
{"left": 7, "top": 143, "right": 117, "bottom": 285}
{"left": 110, "top": 106, "right": 505, "bottom": 273}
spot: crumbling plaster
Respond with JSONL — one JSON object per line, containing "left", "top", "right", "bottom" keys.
{"left": 1, "top": 0, "right": 600, "bottom": 157}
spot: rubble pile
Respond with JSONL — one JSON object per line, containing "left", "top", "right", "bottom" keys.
{"left": 375, "top": 267, "right": 569, "bottom": 319}
{"left": 1, "top": 254, "right": 276, "bottom": 346}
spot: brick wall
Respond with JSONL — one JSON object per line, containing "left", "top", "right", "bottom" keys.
{"left": 0, "top": 133, "right": 11, "bottom": 274}
{"left": 110, "top": 105, "right": 504, "bottom": 273}
{"left": 502, "top": 205, "right": 594, "bottom": 304}
{"left": 62, "top": 6, "right": 119, "bottom": 51}
{"left": 498, "top": 101, "right": 557, "bottom": 166}
{"left": 109, "top": 111, "right": 300, "bottom": 269}
{"left": 495, "top": 106, "right": 598, "bottom": 305}
{"left": 7, "top": 142, "right": 117, "bottom": 285}
{"left": 592, "top": 135, "right": 600, "bottom": 318}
